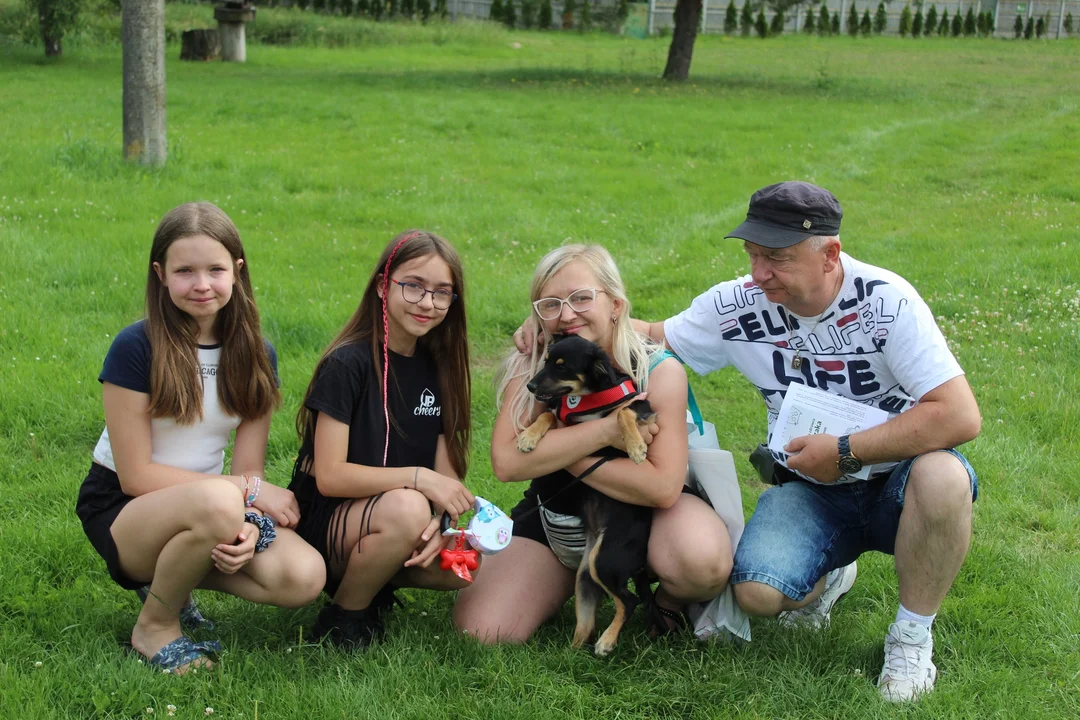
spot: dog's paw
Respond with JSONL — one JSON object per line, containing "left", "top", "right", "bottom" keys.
{"left": 571, "top": 626, "right": 591, "bottom": 649}
{"left": 517, "top": 433, "right": 539, "bottom": 453}
{"left": 593, "top": 637, "right": 617, "bottom": 657}
{"left": 627, "top": 440, "right": 647, "bottom": 465}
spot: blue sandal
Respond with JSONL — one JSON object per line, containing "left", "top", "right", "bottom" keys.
{"left": 146, "top": 637, "right": 222, "bottom": 672}
{"left": 135, "top": 586, "right": 215, "bottom": 631}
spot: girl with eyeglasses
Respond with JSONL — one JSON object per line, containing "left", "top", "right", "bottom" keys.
{"left": 289, "top": 230, "right": 475, "bottom": 649}
{"left": 454, "top": 244, "right": 733, "bottom": 645}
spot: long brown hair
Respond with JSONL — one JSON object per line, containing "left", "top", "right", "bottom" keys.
{"left": 145, "top": 202, "right": 281, "bottom": 424}
{"left": 296, "top": 231, "right": 471, "bottom": 479}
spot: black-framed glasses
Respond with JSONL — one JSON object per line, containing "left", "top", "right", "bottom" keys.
{"left": 392, "top": 279, "right": 457, "bottom": 310}
{"left": 532, "top": 288, "right": 606, "bottom": 321}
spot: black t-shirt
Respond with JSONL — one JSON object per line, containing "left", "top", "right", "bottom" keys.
{"left": 302, "top": 341, "right": 442, "bottom": 470}
{"left": 290, "top": 341, "right": 444, "bottom": 565}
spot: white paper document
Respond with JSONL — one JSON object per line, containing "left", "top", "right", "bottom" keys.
{"left": 768, "top": 383, "right": 890, "bottom": 480}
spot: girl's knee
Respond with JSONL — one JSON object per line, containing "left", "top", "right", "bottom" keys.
{"left": 192, "top": 479, "right": 245, "bottom": 542}
{"left": 733, "top": 581, "right": 785, "bottom": 617}
{"left": 374, "top": 489, "right": 432, "bottom": 539}
{"left": 279, "top": 559, "right": 326, "bottom": 607}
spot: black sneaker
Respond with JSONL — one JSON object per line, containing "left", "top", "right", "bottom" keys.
{"left": 366, "top": 585, "right": 403, "bottom": 634}
{"left": 310, "top": 603, "right": 381, "bottom": 650}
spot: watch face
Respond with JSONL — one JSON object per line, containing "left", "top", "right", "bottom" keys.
{"left": 839, "top": 456, "right": 862, "bottom": 474}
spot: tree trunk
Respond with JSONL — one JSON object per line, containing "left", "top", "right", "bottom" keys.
{"left": 663, "top": 0, "right": 702, "bottom": 81}
{"left": 122, "top": 0, "right": 166, "bottom": 166}
{"left": 38, "top": 0, "right": 63, "bottom": 57}
{"left": 180, "top": 29, "right": 221, "bottom": 61}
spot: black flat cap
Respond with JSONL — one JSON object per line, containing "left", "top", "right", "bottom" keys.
{"left": 726, "top": 181, "right": 843, "bottom": 249}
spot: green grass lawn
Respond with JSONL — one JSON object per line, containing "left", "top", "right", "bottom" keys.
{"left": 1, "top": 9, "right": 1079, "bottom": 718}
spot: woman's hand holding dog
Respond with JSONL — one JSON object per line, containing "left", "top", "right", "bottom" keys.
{"left": 416, "top": 468, "right": 475, "bottom": 522}
{"left": 605, "top": 394, "right": 659, "bottom": 453}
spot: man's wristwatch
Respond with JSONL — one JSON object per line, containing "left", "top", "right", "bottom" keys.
{"left": 837, "top": 435, "right": 863, "bottom": 475}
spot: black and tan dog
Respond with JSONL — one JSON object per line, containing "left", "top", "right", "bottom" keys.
{"left": 517, "top": 334, "right": 657, "bottom": 656}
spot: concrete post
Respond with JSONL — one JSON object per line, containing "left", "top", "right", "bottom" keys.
{"left": 215, "top": 2, "right": 255, "bottom": 63}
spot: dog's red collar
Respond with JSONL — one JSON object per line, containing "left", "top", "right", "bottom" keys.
{"left": 557, "top": 379, "right": 639, "bottom": 424}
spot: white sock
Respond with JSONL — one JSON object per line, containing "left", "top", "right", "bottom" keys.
{"left": 895, "top": 603, "right": 936, "bottom": 629}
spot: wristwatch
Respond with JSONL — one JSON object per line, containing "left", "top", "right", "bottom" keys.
{"left": 837, "top": 435, "right": 863, "bottom": 475}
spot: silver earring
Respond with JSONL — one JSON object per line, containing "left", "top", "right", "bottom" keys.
{"left": 612, "top": 314, "right": 618, "bottom": 325}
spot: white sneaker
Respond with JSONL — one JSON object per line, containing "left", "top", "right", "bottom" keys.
{"left": 778, "top": 561, "right": 857, "bottom": 630}
{"left": 878, "top": 621, "right": 937, "bottom": 702}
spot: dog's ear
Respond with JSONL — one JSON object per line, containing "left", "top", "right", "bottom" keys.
{"left": 548, "top": 333, "right": 568, "bottom": 347}
{"left": 589, "top": 348, "right": 620, "bottom": 387}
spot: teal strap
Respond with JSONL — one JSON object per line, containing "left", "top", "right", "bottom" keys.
{"left": 687, "top": 386, "right": 705, "bottom": 435}
{"left": 648, "top": 349, "right": 705, "bottom": 435}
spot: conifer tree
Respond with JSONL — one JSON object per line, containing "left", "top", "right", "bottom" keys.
{"left": 831, "top": 10, "right": 840, "bottom": 33}
{"left": 741, "top": 2, "right": 754, "bottom": 36}
{"left": 756, "top": 8, "right": 768, "bottom": 37}
{"left": 819, "top": 4, "right": 832, "bottom": 34}
{"left": 1023, "top": 15, "right": 1033, "bottom": 38}
{"left": 963, "top": 6, "right": 976, "bottom": 34}
{"left": 847, "top": 2, "right": 859, "bottom": 35}
{"left": 1035, "top": 14, "right": 1045, "bottom": 37}
{"left": 490, "top": 0, "right": 504, "bottom": 22}
{"left": 860, "top": 8, "right": 871, "bottom": 34}
{"left": 951, "top": 8, "right": 961, "bottom": 35}
{"left": 503, "top": 0, "right": 516, "bottom": 27}
{"left": 1064, "top": 12, "right": 1073, "bottom": 34}
{"left": 899, "top": 4, "right": 912, "bottom": 35}
{"left": 803, "top": 4, "right": 816, "bottom": 32}
{"left": 770, "top": 8, "right": 785, "bottom": 34}
{"left": 725, "top": 0, "right": 738, "bottom": 33}
{"left": 538, "top": 0, "right": 553, "bottom": 27}
{"left": 874, "top": 1, "right": 888, "bottom": 33}
{"left": 924, "top": 4, "right": 937, "bottom": 34}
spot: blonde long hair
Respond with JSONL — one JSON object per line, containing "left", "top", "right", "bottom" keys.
{"left": 496, "top": 244, "right": 662, "bottom": 434}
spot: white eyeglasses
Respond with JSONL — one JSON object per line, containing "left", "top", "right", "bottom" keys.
{"left": 532, "top": 288, "right": 606, "bottom": 320}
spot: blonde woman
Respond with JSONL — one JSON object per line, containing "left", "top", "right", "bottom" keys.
{"left": 453, "top": 245, "right": 732, "bottom": 644}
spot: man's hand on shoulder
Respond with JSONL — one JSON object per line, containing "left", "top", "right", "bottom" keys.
{"left": 785, "top": 433, "right": 843, "bottom": 483}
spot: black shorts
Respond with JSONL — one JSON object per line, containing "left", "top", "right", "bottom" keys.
{"left": 75, "top": 462, "right": 142, "bottom": 590}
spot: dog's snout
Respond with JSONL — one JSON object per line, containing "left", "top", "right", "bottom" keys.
{"left": 527, "top": 380, "right": 539, "bottom": 395}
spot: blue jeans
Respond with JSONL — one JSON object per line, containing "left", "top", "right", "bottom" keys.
{"left": 730, "top": 449, "right": 978, "bottom": 601}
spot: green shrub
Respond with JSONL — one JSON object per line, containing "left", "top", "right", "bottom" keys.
{"left": 803, "top": 5, "right": 815, "bottom": 33}
{"left": 769, "top": 8, "right": 784, "bottom": 34}
{"left": 911, "top": 7, "right": 922, "bottom": 36}
{"left": 1023, "top": 15, "right": 1033, "bottom": 38}
{"left": 899, "top": 3, "right": 911, "bottom": 36}
{"left": 724, "top": 0, "right": 738, "bottom": 33}
{"left": 950, "top": 8, "right": 961, "bottom": 35}
{"left": 561, "top": 0, "right": 575, "bottom": 28}
{"left": 846, "top": 2, "right": 858, "bottom": 35}
{"left": 503, "top": 0, "right": 516, "bottom": 26}
{"left": 755, "top": 8, "right": 767, "bottom": 37}
{"left": 1064, "top": 12, "right": 1073, "bottom": 34}
{"left": 874, "top": 1, "right": 887, "bottom": 33}
{"left": 435, "top": 0, "right": 448, "bottom": 18}
{"left": 831, "top": 10, "right": 840, "bottom": 33}
{"left": 740, "top": 2, "right": 753, "bottom": 35}
{"left": 520, "top": 0, "right": 535, "bottom": 27}
{"left": 860, "top": 8, "right": 871, "bottom": 34}
{"left": 1013, "top": 12, "right": 1023, "bottom": 37}
{"left": 819, "top": 4, "right": 831, "bottom": 35}
{"left": 417, "top": 0, "right": 431, "bottom": 20}
{"left": 1035, "top": 14, "right": 1044, "bottom": 37}
{"left": 963, "top": 6, "right": 975, "bottom": 35}
{"left": 939, "top": 8, "right": 949, "bottom": 34}
{"left": 538, "top": 0, "right": 552, "bottom": 28}
{"left": 924, "top": 4, "right": 937, "bottom": 35}
{"left": 490, "top": 0, "right": 503, "bottom": 22}
{"left": 579, "top": 0, "right": 590, "bottom": 29}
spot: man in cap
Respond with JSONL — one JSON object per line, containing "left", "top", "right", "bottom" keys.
{"left": 513, "top": 180, "right": 981, "bottom": 701}
{"left": 644, "top": 181, "right": 980, "bottom": 701}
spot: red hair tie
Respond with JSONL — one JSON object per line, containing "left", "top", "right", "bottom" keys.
{"left": 381, "top": 232, "right": 425, "bottom": 466}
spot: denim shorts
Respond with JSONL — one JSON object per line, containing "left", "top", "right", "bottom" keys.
{"left": 730, "top": 449, "right": 978, "bottom": 601}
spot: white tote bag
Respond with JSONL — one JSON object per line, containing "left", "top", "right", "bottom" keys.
{"left": 683, "top": 389, "right": 752, "bottom": 643}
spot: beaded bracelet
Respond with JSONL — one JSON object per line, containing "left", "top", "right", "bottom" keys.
{"left": 244, "top": 512, "right": 276, "bottom": 553}
{"left": 244, "top": 475, "right": 262, "bottom": 508}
